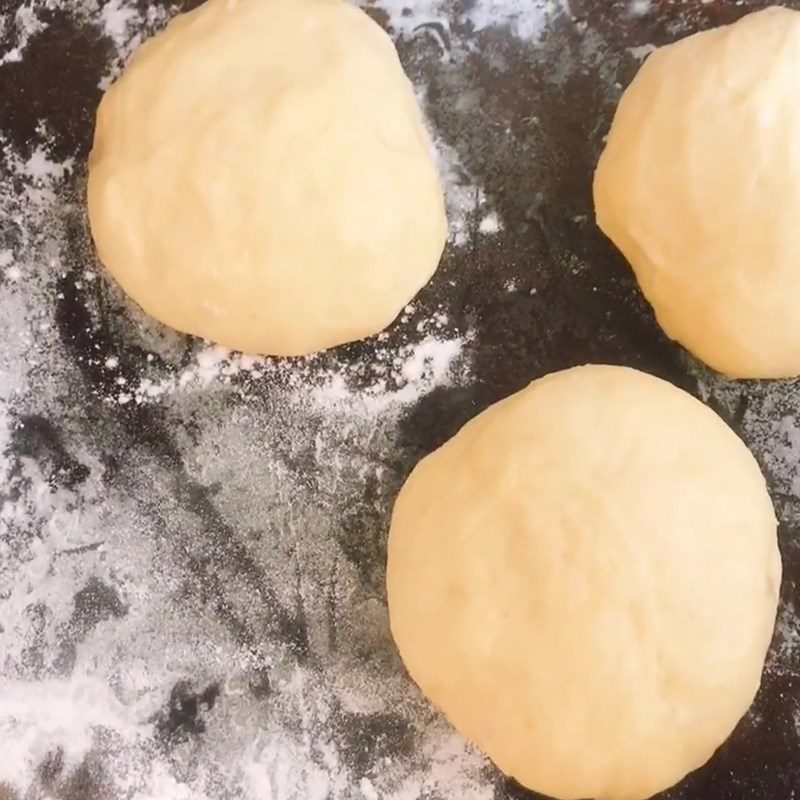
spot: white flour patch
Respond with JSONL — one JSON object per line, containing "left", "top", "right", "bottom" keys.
{"left": 434, "top": 137, "right": 486, "bottom": 247}
{"left": 0, "top": 0, "right": 47, "bottom": 64}
{"left": 99, "top": 0, "right": 139, "bottom": 48}
{"left": 25, "top": 146, "right": 75, "bottom": 182}
{"left": 628, "top": 42, "right": 657, "bottom": 60}
{"left": 306, "top": 332, "right": 470, "bottom": 415}
{"left": 98, "top": 310, "right": 469, "bottom": 410}
{"left": 628, "top": 0, "right": 652, "bottom": 17}
{"left": 0, "top": 675, "right": 149, "bottom": 785}
{"left": 95, "top": 1, "right": 173, "bottom": 89}
{"left": 478, "top": 210, "right": 502, "bottom": 235}
{"left": 374, "top": 0, "right": 566, "bottom": 42}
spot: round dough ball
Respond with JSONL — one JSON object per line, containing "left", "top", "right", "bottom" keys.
{"left": 387, "top": 365, "right": 780, "bottom": 800}
{"left": 594, "top": 7, "right": 800, "bottom": 379}
{"left": 87, "top": 0, "right": 446, "bottom": 356}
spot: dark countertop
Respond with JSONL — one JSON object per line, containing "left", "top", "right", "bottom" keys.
{"left": 0, "top": 1, "right": 797, "bottom": 798}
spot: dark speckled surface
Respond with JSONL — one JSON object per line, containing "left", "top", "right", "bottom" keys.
{"left": 0, "top": 1, "right": 798, "bottom": 798}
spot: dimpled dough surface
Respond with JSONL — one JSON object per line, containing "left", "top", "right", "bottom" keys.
{"left": 594, "top": 7, "right": 800, "bottom": 379}
{"left": 87, "top": 0, "right": 446, "bottom": 356}
{"left": 387, "top": 365, "right": 781, "bottom": 800}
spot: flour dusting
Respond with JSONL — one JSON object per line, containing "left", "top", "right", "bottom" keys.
{"left": 376, "top": 0, "right": 566, "bottom": 42}
{"left": 0, "top": 0, "right": 497, "bottom": 795}
{"left": 1, "top": 0, "right": 797, "bottom": 799}
{"left": 0, "top": 130, "right": 485, "bottom": 796}
{"left": 0, "top": 0, "right": 46, "bottom": 65}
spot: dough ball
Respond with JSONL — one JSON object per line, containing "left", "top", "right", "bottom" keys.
{"left": 594, "top": 7, "right": 800, "bottom": 379}
{"left": 387, "top": 365, "right": 780, "bottom": 800}
{"left": 87, "top": 0, "right": 446, "bottom": 356}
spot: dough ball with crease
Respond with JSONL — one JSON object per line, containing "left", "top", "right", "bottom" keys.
{"left": 387, "top": 365, "right": 780, "bottom": 800}
{"left": 88, "top": 0, "right": 446, "bottom": 356}
{"left": 594, "top": 7, "right": 800, "bottom": 378}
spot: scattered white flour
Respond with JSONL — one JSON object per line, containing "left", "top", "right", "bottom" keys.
{"left": 768, "top": 600, "right": 800, "bottom": 677}
{"left": 307, "top": 332, "right": 470, "bottom": 415}
{"left": 96, "top": 1, "right": 174, "bottom": 88}
{"left": 434, "top": 137, "right": 487, "bottom": 248}
{"left": 0, "top": 2, "right": 797, "bottom": 800}
{"left": 628, "top": 0, "right": 652, "bottom": 17}
{"left": 0, "top": 0, "right": 47, "bottom": 65}
{"left": 628, "top": 42, "right": 657, "bottom": 60}
{"left": 25, "top": 146, "right": 74, "bottom": 182}
{"left": 0, "top": 130, "right": 485, "bottom": 794}
{"left": 0, "top": 2, "right": 493, "bottom": 796}
{"left": 99, "top": 0, "right": 139, "bottom": 47}
{"left": 377, "top": 0, "right": 567, "bottom": 42}
{"left": 478, "top": 211, "right": 502, "bottom": 235}
{"left": 690, "top": 361, "right": 800, "bottom": 732}
{"left": 0, "top": 676, "right": 148, "bottom": 786}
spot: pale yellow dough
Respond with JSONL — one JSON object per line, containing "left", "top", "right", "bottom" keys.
{"left": 88, "top": 0, "right": 446, "bottom": 356}
{"left": 594, "top": 7, "right": 800, "bottom": 378}
{"left": 387, "top": 365, "right": 780, "bottom": 800}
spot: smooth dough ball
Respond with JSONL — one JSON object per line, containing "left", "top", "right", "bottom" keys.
{"left": 87, "top": 0, "right": 446, "bottom": 356}
{"left": 594, "top": 7, "right": 800, "bottom": 379}
{"left": 387, "top": 365, "right": 780, "bottom": 800}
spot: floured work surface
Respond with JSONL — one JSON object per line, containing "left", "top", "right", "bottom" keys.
{"left": 0, "top": 1, "right": 797, "bottom": 798}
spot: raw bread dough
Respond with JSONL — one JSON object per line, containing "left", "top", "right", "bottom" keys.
{"left": 387, "top": 365, "right": 780, "bottom": 800}
{"left": 594, "top": 7, "right": 800, "bottom": 379}
{"left": 87, "top": 0, "right": 446, "bottom": 356}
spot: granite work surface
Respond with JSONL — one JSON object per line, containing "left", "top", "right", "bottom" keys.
{"left": 0, "top": 0, "right": 798, "bottom": 798}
